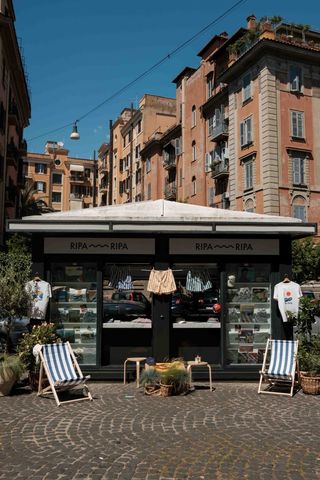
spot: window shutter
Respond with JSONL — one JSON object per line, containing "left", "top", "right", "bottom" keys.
{"left": 120, "top": 158, "right": 123, "bottom": 172}
{"left": 43, "top": 182, "right": 46, "bottom": 193}
{"left": 292, "top": 158, "right": 301, "bottom": 184}
{"left": 297, "top": 112, "right": 303, "bottom": 138}
{"left": 291, "top": 111, "right": 297, "bottom": 137}
{"left": 205, "top": 153, "right": 210, "bottom": 172}
{"left": 247, "top": 117, "right": 252, "bottom": 143}
{"left": 240, "top": 122, "right": 245, "bottom": 146}
{"left": 215, "top": 108, "right": 221, "bottom": 125}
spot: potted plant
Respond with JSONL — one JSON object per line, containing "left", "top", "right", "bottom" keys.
{"left": 141, "top": 359, "right": 190, "bottom": 397}
{"left": 17, "top": 323, "right": 60, "bottom": 390}
{"left": 0, "top": 236, "right": 32, "bottom": 395}
{"left": 289, "top": 297, "right": 320, "bottom": 394}
{"left": 0, "top": 354, "right": 25, "bottom": 396}
{"left": 140, "top": 367, "right": 161, "bottom": 396}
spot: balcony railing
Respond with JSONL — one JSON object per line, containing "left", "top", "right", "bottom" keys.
{"left": 163, "top": 154, "right": 176, "bottom": 170}
{"left": 164, "top": 183, "right": 177, "bottom": 200}
{"left": 211, "top": 160, "right": 229, "bottom": 179}
{"left": 211, "top": 121, "right": 228, "bottom": 140}
{"left": 100, "top": 182, "right": 108, "bottom": 191}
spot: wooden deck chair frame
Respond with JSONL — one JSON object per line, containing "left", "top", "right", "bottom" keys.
{"left": 37, "top": 341, "right": 93, "bottom": 406}
{"left": 258, "top": 338, "right": 299, "bottom": 397}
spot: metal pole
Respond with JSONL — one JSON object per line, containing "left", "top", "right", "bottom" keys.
{"left": 93, "top": 149, "right": 97, "bottom": 207}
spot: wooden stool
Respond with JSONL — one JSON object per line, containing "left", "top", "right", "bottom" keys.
{"left": 123, "top": 357, "right": 146, "bottom": 387}
{"left": 187, "top": 361, "right": 213, "bottom": 391}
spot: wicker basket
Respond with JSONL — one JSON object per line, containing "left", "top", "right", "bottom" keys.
{"left": 160, "top": 383, "right": 173, "bottom": 397}
{"left": 300, "top": 372, "right": 320, "bottom": 395}
{"left": 144, "top": 385, "right": 161, "bottom": 396}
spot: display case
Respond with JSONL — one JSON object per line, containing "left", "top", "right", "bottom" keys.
{"left": 225, "top": 264, "right": 271, "bottom": 365}
{"left": 50, "top": 263, "right": 97, "bottom": 365}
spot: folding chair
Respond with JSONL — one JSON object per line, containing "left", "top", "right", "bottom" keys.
{"left": 37, "top": 342, "right": 93, "bottom": 406}
{"left": 258, "top": 339, "right": 299, "bottom": 397}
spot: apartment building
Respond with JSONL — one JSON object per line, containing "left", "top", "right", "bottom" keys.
{"left": 24, "top": 141, "right": 98, "bottom": 211}
{"left": 141, "top": 16, "right": 320, "bottom": 232}
{"left": 97, "top": 95, "right": 176, "bottom": 205}
{"left": 0, "top": 0, "right": 31, "bottom": 242}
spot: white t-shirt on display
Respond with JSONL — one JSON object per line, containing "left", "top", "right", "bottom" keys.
{"left": 273, "top": 281, "right": 302, "bottom": 322}
{"left": 25, "top": 280, "right": 52, "bottom": 320}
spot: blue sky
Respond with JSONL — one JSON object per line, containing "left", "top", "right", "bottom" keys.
{"left": 14, "top": 0, "right": 320, "bottom": 159}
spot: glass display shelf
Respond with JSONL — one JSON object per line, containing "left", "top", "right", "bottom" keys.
{"left": 172, "top": 322, "right": 221, "bottom": 329}
{"left": 103, "top": 322, "right": 151, "bottom": 329}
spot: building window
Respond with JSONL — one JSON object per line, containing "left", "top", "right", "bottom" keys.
{"left": 244, "top": 160, "right": 253, "bottom": 190}
{"left": 147, "top": 183, "right": 151, "bottom": 200}
{"left": 146, "top": 158, "right": 151, "bottom": 173}
{"left": 137, "top": 120, "right": 141, "bottom": 133}
{"left": 289, "top": 65, "right": 302, "bottom": 92}
{"left": 291, "top": 111, "right": 304, "bottom": 138}
{"left": 191, "top": 176, "right": 196, "bottom": 196}
{"left": 179, "top": 167, "right": 183, "bottom": 187}
{"left": 52, "top": 191, "right": 61, "bottom": 203}
{"left": 292, "top": 155, "right": 305, "bottom": 185}
{"left": 208, "top": 114, "right": 216, "bottom": 137}
{"left": 242, "top": 73, "right": 252, "bottom": 102}
{"left": 192, "top": 141, "right": 197, "bottom": 161}
{"left": 52, "top": 173, "right": 62, "bottom": 185}
{"left": 240, "top": 116, "right": 253, "bottom": 147}
{"left": 208, "top": 186, "right": 215, "bottom": 206}
{"left": 179, "top": 104, "right": 182, "bottom": 123}
{"left": 175, "top": 137, "right": 182, "bottom": 155}
{"left": 35, "top": 181, "right": 46, "bottom": 192}
{"left": 35, "top": 163, "right": 47, "bottom": 174}
{"left": 135, "top": 168, "right": 142, "bottom": 184}
{"left": 205, "top": 152, "right": 213, "bottom": 173}
{"left": 191, "top": 105, "right": 196, "bottom": 127}
{"left": 292, "top": 196, "right": 306, "bottom": 221}
{"left": 135, "top": 144, "right": 140, "bottom": 159}
{"left": 207, "top": 74, "right": 213, "bottom": 99}
{"left": 245, "top": 198, "right": 254, "bottom": 212}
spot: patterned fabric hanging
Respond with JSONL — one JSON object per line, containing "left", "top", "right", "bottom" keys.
{"left": 147, "top": 268, "right": 176, "bottom": 295}
{"left": 185, "top": 269, "right": 212, "bottom": 292}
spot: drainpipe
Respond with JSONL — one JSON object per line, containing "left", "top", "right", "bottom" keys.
{"left": 108, "top": 119, "right": 113, "bottom": 206}
{"left": 92, "top": 149, "right": 97, "bottom": 207}
{"left": 129, "top": 103, "right": 134, "bottom": 203}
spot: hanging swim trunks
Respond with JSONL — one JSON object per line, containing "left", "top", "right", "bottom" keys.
{"left": 147, "top": 268, "right": 176, "bottom": 295}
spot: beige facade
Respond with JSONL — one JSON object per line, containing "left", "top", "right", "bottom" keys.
{"left": 0, "top": 0, "right": 31, "bottom": 242}
{"left": 24, "top": 142, "right": 98, "bottom": 211}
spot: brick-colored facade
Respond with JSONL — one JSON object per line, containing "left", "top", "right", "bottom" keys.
{"left": 24, "top": 142, "right": 98, "bottom": 211}
{"left": 0, "top": 0, "right": 31, "bottom": 242}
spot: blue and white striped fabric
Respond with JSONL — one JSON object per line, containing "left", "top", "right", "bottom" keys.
{"left": 42, "top": 343, "right": 88, "bottom": 387}
{"left": 268, "top": 340, "right": 297, "bottom": 379}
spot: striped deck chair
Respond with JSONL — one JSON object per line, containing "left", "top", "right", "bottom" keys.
{"left": 258, "top": 339, "right": 299, "bottom": 397}
{"left": 37, "top": 342, "right": 93, "bottom": 406}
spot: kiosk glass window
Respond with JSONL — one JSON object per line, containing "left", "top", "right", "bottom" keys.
{"left": 225, "top": 263, "right": 271, "bottom": 365}
{"left": 170, "top": 264, "right": 221, "bottom": 365}
{"left": 101, "top": 264, "right": 153, "bottom": 365}
{"left": 50, "top": 262, "right": 97, "bottom": 365}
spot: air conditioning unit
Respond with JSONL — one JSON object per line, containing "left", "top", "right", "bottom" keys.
{"left": 223, "top": 147, "right": 229, "bottom": 159}
{"left": 222, "top": 192, "right": 230, "bottom": 199}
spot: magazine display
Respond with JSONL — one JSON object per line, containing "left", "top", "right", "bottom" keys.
{"left": 225, "top": 274, "right": 271, "bottom": 365}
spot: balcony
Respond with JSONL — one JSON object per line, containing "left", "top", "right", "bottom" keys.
{"left": 70, "top": 174, "right": 91, "bottom": 183}
{"left": 6, "top": 142, "right": 19, "bottom": 166}
{"left": 163, "top": 154, "right": 176, "bottom": 170}
{"left": 211, "top": 121, "right": 228, "bottom": 141}
{"left": 8, "top": 103, "right": 19, "bottom": 126}
{"left": 164, "top": 183, "right": 177, "bottom": 200}
{"left": 211, "top": 159, "right": 229, "bottom": 179}
{"left": 100, "top": 182, "right": 108, "bottom": 193}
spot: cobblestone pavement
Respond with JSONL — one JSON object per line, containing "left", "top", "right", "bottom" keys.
{"left": 0, "top": 381, "right": 319, "bottom": 480}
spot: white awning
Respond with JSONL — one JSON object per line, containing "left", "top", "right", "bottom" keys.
{"left": 70, "top": 164, "right": 84, "bottom": 172}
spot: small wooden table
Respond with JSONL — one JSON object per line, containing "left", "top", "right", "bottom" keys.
{"left": 123, "top": 357, "right": 147, "bottom": 388}
{"left": 187, "top": 361, "right": 213, "bottom": 392}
